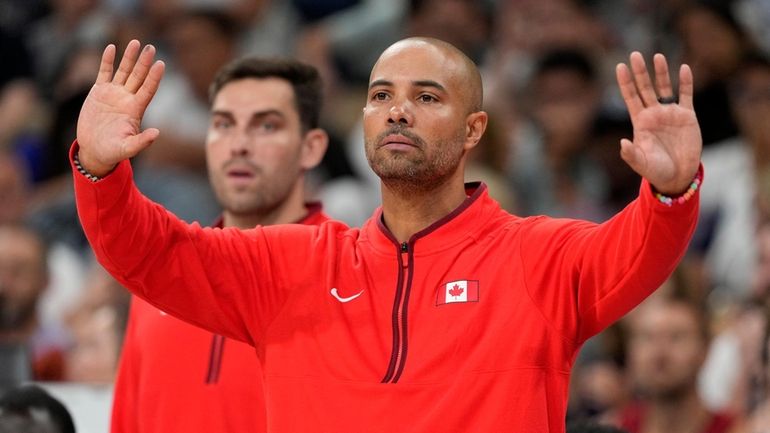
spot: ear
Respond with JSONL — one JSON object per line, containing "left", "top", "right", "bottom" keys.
{"left": 464, "top": 111, "right": 488, "bottom": 151}
{"left": 299, "top": 128, "right": 329, "bottom": 170}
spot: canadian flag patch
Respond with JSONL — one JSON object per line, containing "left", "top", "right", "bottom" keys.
{"left": 436, "top": 280, "right": 479, "bottom": 306}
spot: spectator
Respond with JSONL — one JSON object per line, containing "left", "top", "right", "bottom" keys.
{"left": 64, "top": 264, "right": 129, "bottom": 383}
{"left": 508, "top": 48, "right": 608, "bottom": 220}
{"left": 675, "top": 1, "right": 754, "bottom": 147}
{"left": 568, "top": 420, "right": 628, "bottom": 433}
{"left": 0, "top": 384, "right": 75, "bottom": 433}
{"left": 25, "top": 0, "right": 112, "bottom": 100}
{"left": 136, "top": 7, "right": 239, "bottom": 224}
{"left": 696, "top": 53, "right": 770, "bottom": 300}
{"left": 0, "top": 224, "right": 67, "bottom": 386}
{"left": 618, "top": 292, "right": 736, "bottom": 433}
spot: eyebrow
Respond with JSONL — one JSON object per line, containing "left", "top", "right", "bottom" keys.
{"left": 211, "top": 109, "right": 286, "bottom": 122}
{"left": 368, "top": 79, "right": 447, "bottom": 93}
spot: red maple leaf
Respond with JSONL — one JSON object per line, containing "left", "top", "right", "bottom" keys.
{"left": 448, "top": 284, "right": 464, "bottom": 297}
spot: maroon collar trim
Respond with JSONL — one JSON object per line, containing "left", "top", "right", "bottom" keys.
{"left": 376, "top": 182, "right": 487, "bottom": 247}
{"left": 211, "top": 201, "right": 324, "bottom": 228}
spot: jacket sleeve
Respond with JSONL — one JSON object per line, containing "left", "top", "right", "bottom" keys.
{"left": 519, "top": 173, "right": 701, "bottom": 345}
{"left": 71, "top": 143, "right": 326, "bottom": 346}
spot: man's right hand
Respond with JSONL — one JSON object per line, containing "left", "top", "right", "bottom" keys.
{"left": 76, "top": 40, "right": 165, "bottom": 177}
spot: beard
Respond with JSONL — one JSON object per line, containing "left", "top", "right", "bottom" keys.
{"left": 637, "top": 376, "right": 695, "bottom": 402}
{"left": 210, "top": 160, "right": 299, "bottom": 218}
{"left": 365, "top": 125, "right": 466, "bottom": 194}
{"left": 0, "top": 294, "right": 37, "bottom": 332}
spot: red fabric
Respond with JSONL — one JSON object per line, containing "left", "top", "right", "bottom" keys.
{"left": 110, "top": 205, "right": 328, "bottom": 433}
{"left": 620, "top": 402, "right": 735, "bottom": 433}
{"left": 72, "top": 144, "right": 699, "bottom": 433}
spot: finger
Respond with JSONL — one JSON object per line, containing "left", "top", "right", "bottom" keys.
{"left": 616, "top": 63, "right": 644, "bottom": 119}
{"left": 124, "top": 128, "right": 160, "bottom": 157}
{"left": 95, "top": 44, "right": 116, "bottom": 84}
{"left": 619, "top": 138, "right": 646, "bottom": 175}
{"left": 629, "top": 51, "right": 658, "bottom": 107}
{"left": 678, "top": 64, "right": 694, "bottom": 110}
{"left": 113, "top": 40, "right": 141, "bottom": 85}
{"left": 653, "top": 53, "right": 674, "bottom": 99}
{"left": 136, "top": 61, "right": 165, "bottom": 110}
{"left": 125, "top": 44, "right": 156, "bottom": 93}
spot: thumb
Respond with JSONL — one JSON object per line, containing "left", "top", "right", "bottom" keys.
{"left": 619, "top": 138, "right": 646, "bottom": 175}
{"left": 124, "top": 128, "right": 160, "bottom": 158}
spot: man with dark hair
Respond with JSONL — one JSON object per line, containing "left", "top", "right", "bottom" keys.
{"left": 73, "top": 36, "right": 701, "bottom": 432}
{"left": 567, "top": 420, "right": 628, "bottom": 433}
{"left": 0, "top": 384, "right": 75, "bottom": 433}
{"left": 109, "top": 55, "right": 329, "bottom": 433}
{"left": 619, "top": 294, "right": 734, "bottom": 433}
{"left": 0, "top": 224, "right": 65, "bottom": 384}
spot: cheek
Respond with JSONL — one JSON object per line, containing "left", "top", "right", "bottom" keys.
{"left": 363, "top": 110, "right": 380, "bottom": 135}
{"left": 257, "top": 143, "right": 302, "bottom": 173}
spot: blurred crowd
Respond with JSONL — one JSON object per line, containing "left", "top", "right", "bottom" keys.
{"left": 2, "top": 0, "right": 770, "bottom": 430}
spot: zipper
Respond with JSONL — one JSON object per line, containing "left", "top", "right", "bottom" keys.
{"left": 381, "top": 241, "right": 413, "bottom": 383}
{"left": 205, "top": 334, "right": 226, "bottom": 384}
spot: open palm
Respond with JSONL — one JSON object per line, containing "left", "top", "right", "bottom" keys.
{"left": 616, "top": 52, "right": 702, "bottom": 195}
{"left": 76, "top": 40, "right": 165, "bottom": 176}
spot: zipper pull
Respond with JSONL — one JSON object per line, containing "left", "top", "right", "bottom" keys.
{"left": 400, "top": 242, "right": 409, "bottom": 268}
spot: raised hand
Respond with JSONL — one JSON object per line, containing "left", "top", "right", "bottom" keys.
{"left": 616, "top": 52, "right": 702, "bottom": 195}
{"left": 76, "top": 40, "right": 165, "bottom": 177}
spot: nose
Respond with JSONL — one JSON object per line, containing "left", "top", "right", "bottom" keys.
{"left": 228, "top": 131, "right": 250, "bottom": 157}
{"left": 387, "top": 101, "right": 413, "bottom": 126}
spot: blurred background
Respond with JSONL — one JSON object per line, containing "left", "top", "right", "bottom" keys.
{"left": 1, "top": 0, "right": 770, "bottom": 431}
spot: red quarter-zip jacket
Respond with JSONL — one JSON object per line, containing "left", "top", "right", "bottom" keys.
{"left": 73, "top": 146, "right": 699, "bottom": 433}
{"left": 110, "top": 204, "right": 328, "bottom": 433}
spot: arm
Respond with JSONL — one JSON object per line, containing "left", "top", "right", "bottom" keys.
{"left": 72, "top": 141, "right": 323, "bottom": 344}
{"left": 72, "top": 41, "right": 323, "bottom": 344}
{"left": 521, "top": 176, "right": 699, "bottom": 344}
{"left": 521, "top": 52, "right": 702, "bottom": 344}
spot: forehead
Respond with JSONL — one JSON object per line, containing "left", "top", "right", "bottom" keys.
{"left": 370, "top": 43, "right": 463, "bottom": 89}
{"left": 633, "top": 303, "right": 699, "bottom": 332}
{"left": 0, "top": 228, "right": 42, "bottom": 260}
{"left": 212, "top": 78, "right": 297, "bottom": 116}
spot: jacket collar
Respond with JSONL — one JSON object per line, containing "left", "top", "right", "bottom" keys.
{"left": 363, "top": 182, "right": 503, "bottom": 256}
{"left": 212, "top": 202, "right": 326, "bottom": 228}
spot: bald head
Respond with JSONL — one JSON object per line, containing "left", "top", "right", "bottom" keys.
{"left": 371, "top": 37, "right": 483, "bottom": 113}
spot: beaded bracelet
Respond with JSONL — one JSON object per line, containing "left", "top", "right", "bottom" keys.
{"left": 73, "top": 152, "right": 102, "bottom": 182}
{"left": 654, "top": 169, "right": 703, "bottom": 207}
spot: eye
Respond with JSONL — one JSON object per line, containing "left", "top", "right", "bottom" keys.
{"left": 212, "top": 118, "right": 233, "bottom": 129}
{"left": 418, "top": 94, "right": 437, "bottom": 103}
{"left": 259, "top": 121, "right": 277, "bottom": 132}
{"left": 372, "top": 91, "right": 389, "bottom": 101}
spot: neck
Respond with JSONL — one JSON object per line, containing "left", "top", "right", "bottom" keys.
{"left": 223, "top": 182, "right": 310, "bottom": 229}
{"left": 642, "top": 388, "right": 709, "bottom": 433}
{"left": 380, "top": 175, "right": 468, "bottom": 243}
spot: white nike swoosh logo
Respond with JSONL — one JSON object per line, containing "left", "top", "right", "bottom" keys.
{"left": 330, "top": 288, "right": 364, "bottom": 303}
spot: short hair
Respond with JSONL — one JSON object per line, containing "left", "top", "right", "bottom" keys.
{"left": 169, "top": 8, "right": 239, "bottom": 41}
{"left": 0, "top": 385, "right": 75, "bottom": 433}
{"left": 535, "top": 48, "right": 598, "bottom": 84}
{"left": 209, "top": 57, "right": 323, "bottom": 132}
{"left": 0, "top": 223, "right": 48, "bottom": 275}
{"left": 567, "top": 420, "right": 628, "bottom": 433}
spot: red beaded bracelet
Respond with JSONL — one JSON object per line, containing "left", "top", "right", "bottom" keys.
{"left": 654, "top": 168, "right": 703, "bottom": 206}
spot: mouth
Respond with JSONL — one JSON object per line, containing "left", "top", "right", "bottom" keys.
{"left": 223, "top": 161, "right": 259, "bottom": 183}
{"left": 226, "top": 168, "right": 255, "bottom": 179}
{"left": 380, "top": 134, "right": 418, "bottom": 151}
